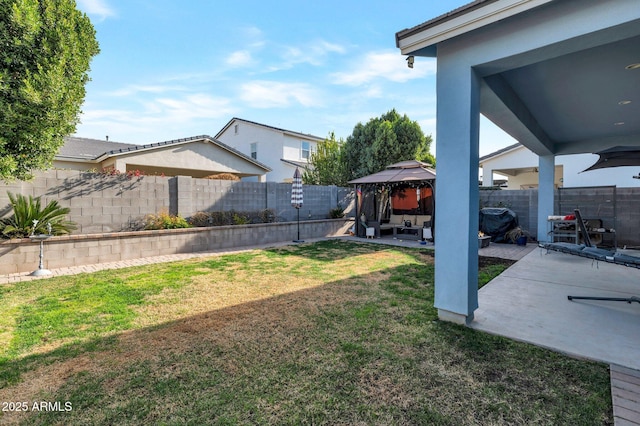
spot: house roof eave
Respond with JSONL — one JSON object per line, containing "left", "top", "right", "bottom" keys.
{"left": 479, "top": 142, "right": 524, "bottom": 164}
{"left": 215, "top": 117, "right": 324, "bottom": 142}
{"left": 395, "top": 0, "right": 553, "bottom": 56}
{"left": 62, "top": 135, "right": 271, "bottom": 172}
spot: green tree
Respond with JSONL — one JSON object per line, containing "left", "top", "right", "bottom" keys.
{"left": 302, "top": 132, "right": 348, "bottom": 186}
{"left": 343, "top": 109, "right": 435, "bottom": 180}
{"left": 0, "top": 0, "right": 100, "bottom": 181}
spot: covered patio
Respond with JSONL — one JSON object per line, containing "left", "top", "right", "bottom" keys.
{"left": 396, "top": 0, "right": 640, "bottom": 326}
{"left": 396, "top": 2, "right": 640, "bottom": 421}
{"left": 472, "top": 247, "right": 640, "bottom": 369}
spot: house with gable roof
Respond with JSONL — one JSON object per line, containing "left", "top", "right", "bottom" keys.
{"left": 55, "top": 135, "right": 271, "bottom": 180}
{"left": 215, "top": 118, "right": 325, "bottom": 183}
{"left": 480, "top": 142, "right": 640, "bottom": 189}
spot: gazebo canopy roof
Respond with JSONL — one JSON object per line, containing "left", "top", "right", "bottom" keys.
{"left": 348, "top": 160, "right": 436, "bottom": 185}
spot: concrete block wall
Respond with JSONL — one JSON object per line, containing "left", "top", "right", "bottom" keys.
{"left": 0, "top": 171, "right": 354, "bottom": 234}
{"left": 479, "top": 187, "right": 640, "bottom": 247}
{"left": 480, "top": 189, "right": 538, "bottom": 235}
{"left": 616, "top": 188, "right": 640, "bottom": 247}
{"left": 0, "top": 218, "right": 353, "bottom": 275}
{"left": 0, "top": 170, "right": 169, "bottom": 234}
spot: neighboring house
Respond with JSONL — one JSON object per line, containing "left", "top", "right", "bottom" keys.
{"left": 215, "top": 118, "right": 325, "bottom": 182}
{"left": 480, "top": 143, "right": 640, "bottom": 189}
{"left": 55, "top": 135, "right": 271, "bottom": 180}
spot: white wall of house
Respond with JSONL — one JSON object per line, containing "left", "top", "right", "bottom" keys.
{"left": 560, "top": 153, "right": 640, "bottom": 188}
{"left": 217, "top": 119, "right": 321, "bottom": 182}
{"left": 481, "top": 146, "right": 640, "bottom": 189}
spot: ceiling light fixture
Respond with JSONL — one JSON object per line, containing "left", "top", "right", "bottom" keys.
{"left": 618, "top": 100, "right": 632, "bottom": 105}
{"left": 614, "top": 122, "right": 625, "bottom": 126}
{"left": 625, "top": 63, "right": 640, "bottom": 70}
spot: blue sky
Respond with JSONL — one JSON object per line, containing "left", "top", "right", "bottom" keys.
{"left": 74, "top": 0, "right": 516, "bottom": 156}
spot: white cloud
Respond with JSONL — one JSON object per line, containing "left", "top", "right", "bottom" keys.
{"left": 76, "top": 0, "right": 116, "bottom": 20}
{"left": 265, "top": 39, "right": 347, "bottom": 71}
{"left": 240, "top": 81, "right": 322, "bottom": 108}
{"left": 226, "top": 50, "right": 252, "bottom": 67}
{"left": 151, "top": 94, "right": 235, "bottom": 121}
{"left": 109, "top": 84, "right": 186, "bottom": 97}
{"left": 331, "top": 50, "right": 436, "bottom": 86}
{"left": 314, "top": 40, "right": 346, "bottom": 55}
{"left": 77, "top": 93, "right": 236, "bottom": 142}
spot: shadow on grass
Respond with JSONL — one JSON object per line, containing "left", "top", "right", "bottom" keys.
{"left": 0, "top": 242, "right": 611, "bottom": 425}
{"left": 430, "top": 321, "right": 612, "bottom": 424}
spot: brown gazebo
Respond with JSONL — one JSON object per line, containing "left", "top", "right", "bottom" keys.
{"left": 348, "top": 160, "right": 436, "bottom": 239}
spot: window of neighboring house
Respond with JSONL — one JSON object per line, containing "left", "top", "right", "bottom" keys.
{"left": 301, "top": 141, "right": 310, "bottom": 160}
{"left": 250, "top": 142, "right": 257, "bottom": 159}
{"left": 234, "top": 124, "right": 239, "bottom": 134}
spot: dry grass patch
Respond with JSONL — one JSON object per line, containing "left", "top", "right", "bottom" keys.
{"left": 0, "top": 240, "right": 612, "bottom": 425}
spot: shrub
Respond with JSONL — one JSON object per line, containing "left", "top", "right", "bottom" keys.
{"left": 144, "top": 211, "right": 191, "bottom": 230}
{"left": 1, "top": 192, "right": 77, "bottom": 238}
{"left": 209, "top": 211, "right": 232, "bottom": 226}
{"left": 257, "top": 209, "right": 276, "bottom": 223}
{"left": 329, "top": 206, "right": 345, "bottom": 219}
{"left": 232, "top": 212, "right": 250, "bottom": 225}
{"left": 187, "top": 212, "right": 211, "bottom": 227}
{"left": 187, "top": 209, "right": 277, "bottom": 228}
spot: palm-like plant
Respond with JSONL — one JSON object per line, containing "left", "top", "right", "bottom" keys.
{"left": 1, "top": 192, "right": 76, "bottom": 238}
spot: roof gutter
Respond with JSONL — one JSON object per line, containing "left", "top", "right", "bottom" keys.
{"left": 395, "top": 0, "right": 553, "bottom": 56}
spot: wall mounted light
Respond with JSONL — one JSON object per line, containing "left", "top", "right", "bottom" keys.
{"left": 406, "top": 56, "right": 414, "bottom": 69}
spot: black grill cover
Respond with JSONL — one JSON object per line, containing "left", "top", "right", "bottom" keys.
{"left": 479, "top": 208, "right": 519, "bottom": 243}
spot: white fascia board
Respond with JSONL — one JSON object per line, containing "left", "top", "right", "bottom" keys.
{"left": 282, "top": 131, "right": 324, "bottom": 142}
{"left": 479, "top": 144, "right": 526, "bottom": 165}
{"left": 398, "top": 0, "right": 554, "bottom": 55}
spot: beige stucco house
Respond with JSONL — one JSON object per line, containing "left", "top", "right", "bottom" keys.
{"left": 55, "top": 135, "right": 271, "bottom": 180}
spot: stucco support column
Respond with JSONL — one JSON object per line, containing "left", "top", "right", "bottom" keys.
{"left": 537, "top": 155, "right": 555, "bottom": 242}
{"left": 434, "top": 64, "right": 480, "bottom": 325}
{"left": 483, "top": 168, "right": 494, "bottom": 187}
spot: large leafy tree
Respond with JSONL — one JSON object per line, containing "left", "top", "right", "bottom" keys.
{"left": 0, "top": 0, "right": 100, "bottom": 181}
{"left": 302, "top": 132, "right": 348, "bottom": 186}
{"left": 343, "top": 109, "right": 434, "bottom": 181}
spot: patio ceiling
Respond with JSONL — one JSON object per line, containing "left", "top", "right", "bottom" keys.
{"left": 397, "top": 0, "right": 640, "bottom": 157}
{"left": 481, "top": 33, "right": 640, "bottom": 156}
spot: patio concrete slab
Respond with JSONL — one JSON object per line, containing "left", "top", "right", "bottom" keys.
{"left": 471, "top": 247, "right": 640, "bottom": 370}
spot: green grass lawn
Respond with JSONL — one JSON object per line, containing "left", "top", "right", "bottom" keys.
{"left": 0, "top": 240, "right": 611, "bottom": 425}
